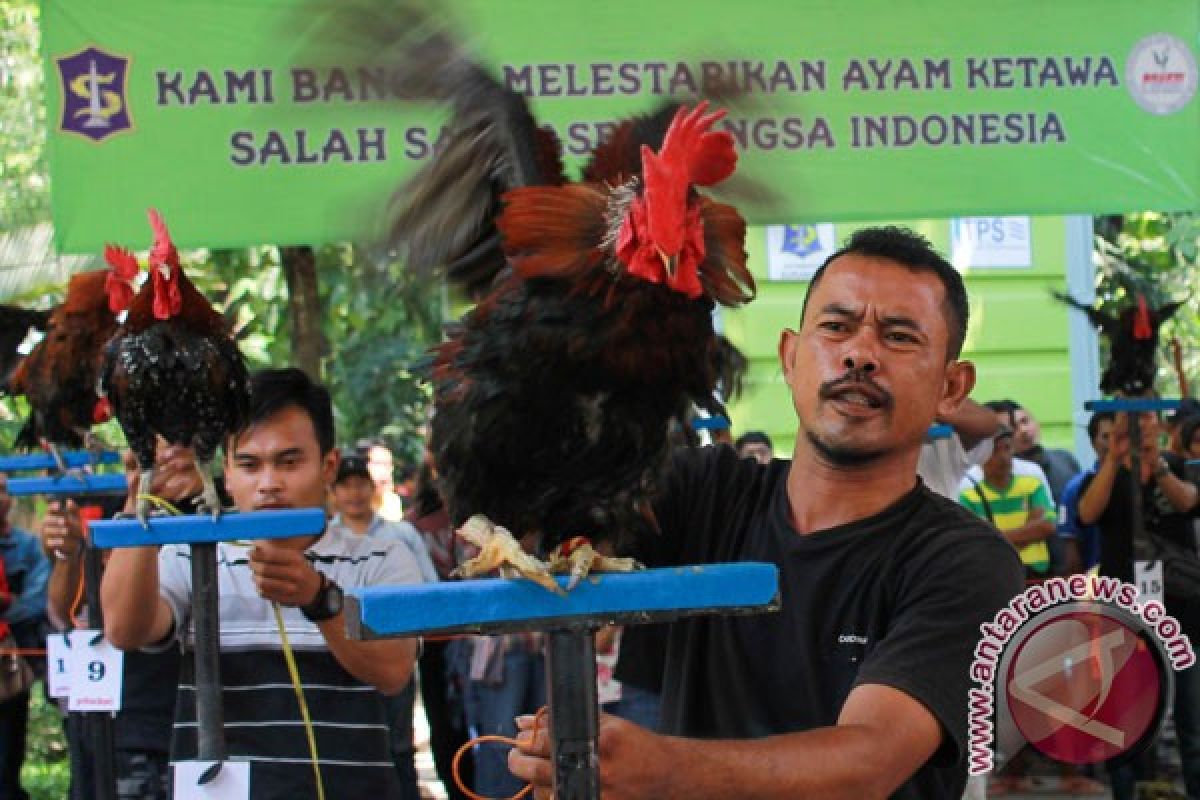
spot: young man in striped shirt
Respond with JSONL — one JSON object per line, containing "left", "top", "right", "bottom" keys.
{"left": 102, "top": 368, "right": 422, "bottom": 798}
{"left": 959, "top": 424, "right": 1057, "bottom": 579}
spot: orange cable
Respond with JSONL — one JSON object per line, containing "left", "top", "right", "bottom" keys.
{"left": 452, "top": 706, "right": 548, "bottom": 800}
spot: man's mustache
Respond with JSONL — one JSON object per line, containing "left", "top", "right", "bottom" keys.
{"left": 818, "top": 368, "right": 893, "bottom": 409}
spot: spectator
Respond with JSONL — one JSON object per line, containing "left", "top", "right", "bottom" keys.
{"left": 960, "top": 425, "right": 1057, "bottom": 580}
{"left": 1166, "top": 398, "right": 1200, "bottom": 457}
{"left": 358, "top": 438, "right": 405, "bottom": 521}
{"left": 992, "top": 399, "right": 1081, "bottom": 503}
{"left": 330, "top": 450, "right": 437, "bottom": 800}
{"left": 1077, "top": 407, "right": 1200, "bottom": 800}
{"left": 734, "top": 431, "right": 774, "bottom": 465}
{"left": 1056, "top": 411, "right": 1114, "bottom": 574}
{"left": 101, "top": 368, "right": 423, "bottom": 798}
{"left": 917, "top": 397, "right": 999, "bottom": 500}
{"left": 0, "top": 473, "right": 48, "bottom": 800}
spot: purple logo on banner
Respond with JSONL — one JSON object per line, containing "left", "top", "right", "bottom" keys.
{"left": 56, "top": 47, "right": 132, "bottom": 142}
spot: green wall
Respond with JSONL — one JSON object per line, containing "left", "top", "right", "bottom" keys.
{"left": 723, "top": 216, "right": 1076, "bottom": 458}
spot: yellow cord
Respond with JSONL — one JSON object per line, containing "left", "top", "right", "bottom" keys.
{"left": 136, "top": 493, "right": 185, "bottom": 517}
{"left": 139, "top": 493, "right": 324, "bottom": 798}
{"left": 272, "top": 602, "right": 326, "bottom": 800}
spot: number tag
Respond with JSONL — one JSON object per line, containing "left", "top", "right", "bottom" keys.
{"left": 46, "top": 633, "right": 72, "bottom": 698}
{"left": 1135, "top": 560, "right": 1165, "bottom": 606}
{"left": 66, "top": 630, "right": 123, "bottom": 712}
{"left": 173, "top": 761, "right": 251, "bottom": 799}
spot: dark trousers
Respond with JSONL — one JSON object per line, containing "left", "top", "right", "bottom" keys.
{"left": 419, "top": 639, "right": 473, "bottom": 800}
{"left": 0, "top": 691, "right": 29, "bottom": 800}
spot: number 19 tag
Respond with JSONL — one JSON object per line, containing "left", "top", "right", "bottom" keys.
{"left": 66, "top": 630, "right": 123, "bottom": 712}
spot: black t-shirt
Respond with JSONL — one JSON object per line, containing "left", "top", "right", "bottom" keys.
{"left": 639, "top": 446, "right": 1024, "bottom": 800}
{"left": 1082, "top": 452, "right": 1200, "bottom": 634}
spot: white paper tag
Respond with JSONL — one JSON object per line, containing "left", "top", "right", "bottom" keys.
{"left": 173, "top": 761, "right": 251, "bottom": 799}
{"left": 1135, "top": 560, "right": 1165, "bottom": 607}
{"left": 46, "top": 633, "right": 73, "bottom": 698}
{"left": 66, "top": 630, "right": 123, "bottom": 712}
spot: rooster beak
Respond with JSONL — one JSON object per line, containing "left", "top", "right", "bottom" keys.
{"left": 157, "top": 264, "right": 171, "bottom": 280}
{"left": 656, "top": 247, "right": 676, "bottom": 277}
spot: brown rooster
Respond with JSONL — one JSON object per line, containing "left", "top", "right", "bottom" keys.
{"left": 100, "top": 210, "right": 249, "bottom": 522}
{"left": 371, "top": 12, "right": 756, "bottom": 590}
{"left": 3, "top": 265, "right": 131, "bottom": 470}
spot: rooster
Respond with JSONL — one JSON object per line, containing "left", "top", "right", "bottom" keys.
{"left": 3, "top": 267, "right": 130, "bottom": 471}
{"left": 100, "top": 210, "right": 249, "bottom": 523}
{"left": 371, "top": 13, "right": 755, "bottom": 591}
{"left": 1055, "top": 290, "right": 1185, "bottom": 395}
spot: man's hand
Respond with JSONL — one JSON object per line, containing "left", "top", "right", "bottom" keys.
{"left": 509, "top": 711, "right": 675, "bottom": 800}
{"left": 40, "top": 500, "right": 85, "bottom": 560}
{"left": 247, "top": 543, "right": 323, "bottom": 607}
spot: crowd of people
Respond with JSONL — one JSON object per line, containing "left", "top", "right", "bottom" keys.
{"left": 0, "top": 227, "right": 1194, "bottom": 799}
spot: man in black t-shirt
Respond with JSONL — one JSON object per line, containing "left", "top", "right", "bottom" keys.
{"left": 510, "top": 226, "right": 1024, "bottom": 799}
{"left": 1077, "top": 408, "right": 1200, "bottom": 800}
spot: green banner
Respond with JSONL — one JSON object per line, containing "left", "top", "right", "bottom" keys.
{"left": 44, "top": 0, "right": 1200, "bottom": 253}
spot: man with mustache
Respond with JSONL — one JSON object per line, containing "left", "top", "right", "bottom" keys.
{"left": 511, "top": 226, "right": 1024, "bottom": 799}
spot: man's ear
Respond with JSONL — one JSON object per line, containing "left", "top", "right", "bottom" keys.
{"left": 321, "top": 448, "right": 340, "bottom": 488}
{"left": 778, "top": 329, "right": 799, "bottom": 385}
{"left": 937, "top": 360, "right": 976, "bottom": 419}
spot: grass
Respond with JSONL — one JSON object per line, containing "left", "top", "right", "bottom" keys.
{"left": 20, "top": 682, "right": 70, "bottom": 800}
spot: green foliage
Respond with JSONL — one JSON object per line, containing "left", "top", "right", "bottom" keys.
{"left": 0, "top": 0, "right": 50, "bottom": 228}
{"left": 21, "top": 683, "right": 71, "bottom": 800}
{"left": 1094, "top": 212, "right": 1200, "bottom": 396}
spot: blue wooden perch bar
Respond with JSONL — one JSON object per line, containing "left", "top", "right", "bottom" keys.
{"left": 1085, "top": 398, "right": 1182, "bottom": 413}
{"left": 346, "top": 562, "right": 780, "bottom": 638}
{"left": 0, "top": 450, "right": 122, "bottom": 471}
{"left": 89, "top": 508, "right": 328, "bottom": 548}
{"left": 347, "top": 562, "right": 777, "bottom": 799}
{"left": 6, "top": 473, "right": 128, "bottom": 496}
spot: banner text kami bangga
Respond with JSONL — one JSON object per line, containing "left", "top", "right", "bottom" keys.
{"left": 150, "top": 55, "right": 1118, "bottom": 166}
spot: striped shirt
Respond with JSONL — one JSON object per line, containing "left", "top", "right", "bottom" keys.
{"left": 156, "top": 526, "right": 422, "bottom": 798}
{"left": 959, "top": 474, "right": 1057, "bottom": 573}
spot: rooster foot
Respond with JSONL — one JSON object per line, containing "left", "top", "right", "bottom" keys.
{"left": 453, "top": 515, "right": 563, "bottom": 595}
{"left": 547, "top": 537, "right": 644, "bottom": 591}
{"left": 194, "top": 463, "right": 224, "bottom": 523}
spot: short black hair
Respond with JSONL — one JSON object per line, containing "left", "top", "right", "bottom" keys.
{"left": 1182, "top": 416, "right": 1200, "bottom": 452}
{"left": 735, "top": 431, "right": 773, "bottom": 451}
{"left": 237, "top": 368, "right": 336, "bottom": 454}
{"left": 1087, "top": 410, "right": 1115, "bottom": 441}
{"left": 800, "top": 226, "right": 970, "bottom": 359}
{"left": 335, "top": 451, "right": 371, "bottom": 484}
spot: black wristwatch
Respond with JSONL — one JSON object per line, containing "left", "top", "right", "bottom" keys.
{"left": 300, "top": 574, "right": 344, "bottom": 623}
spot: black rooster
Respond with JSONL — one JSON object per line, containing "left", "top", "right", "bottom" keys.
{"left": 1055, "top": 291, "right": 1185, "bottom": 395}
{"left": 101, "top": 210, "right": 249, "bottom": 522}
{"left": 362, "top": 9, "right": 756, "bottom": 590}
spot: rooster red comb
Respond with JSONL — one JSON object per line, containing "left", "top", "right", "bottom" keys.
{"left": 650, "top": 101, "right": 737, "bottom": 188}
{"left": 103, "top": 244, "right": 140, "bottom": 313}
{"left": 147, "top": 208, "right": 180, "bottom": 270}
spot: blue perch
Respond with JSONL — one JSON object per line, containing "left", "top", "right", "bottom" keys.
{"left": 346, "top": 562, "right": 780, "bottom": 638}
{"left": 6, "top": 473, "right": 128, "bottom": 496}
{"left": 1085, "top": 398, "right": 1182, "bottom": 413}
{"left": 0, "top": 451, "right": 122, "bottom": 472}
{"left": 90, "top": 507, "right": 328, "bottom": 548}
